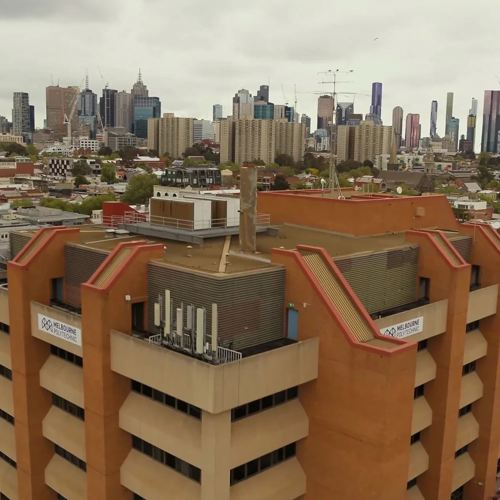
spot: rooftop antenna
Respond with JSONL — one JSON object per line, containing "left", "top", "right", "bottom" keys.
{"left": 85, "top": 71, "right": 89, "bottom": 91}
{"left": 138, "top": 68, "right": 142, "bottom": 83}
{"left": 318, "top": 68, "right": 355, "bottom": 199}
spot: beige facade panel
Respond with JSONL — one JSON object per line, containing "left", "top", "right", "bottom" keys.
{"left": 466, "top": 284, "right": 498, "bottom": 323}
{"left": 39, "top": 355, "right": 84, "bottom": 408}
{"left": 414, "top": 349, "right": 437, "bottom": 387}
{"left": 30, "top": 301, "right": 83, "bottom": 357}
{"left": 0, "top": 287, "right": 9, "bottom": 325}
{"left": 406, "top": 485, "right": 425, "bottom": 500}
{"left": 121, "top": 449, "right": 201, "bottom": 500}
{"left": 455, "top": 413, "right": 479, "bottom": 451}
{"left": 408, "top": 442, "right": 429, "bottom": 481}
{"left": 230, "top": 457, "right": 306, "bottom": 500}
{"left": 452, "top": 452, "right": 475, "bottom": 491}
{"left": 230, "top": 399, "right": 308, "bottom": 468}
{"left": 45, "top": 454, "right": 86, "bottom": 500}
{"left": 0, "top": 333, "right": 11, "bottom": 369}
{"left": 411, "top": 397, "right": 432, "bottom": 435}
{"left": 459, "top": 372, "right": 484, "bottom": 408}
{"left": 0, "top": 377, "right": 13, "bottom": 416}
{"left": 42, "top": 406, "right": 86, "bottom": 461}
{"left": 375, "top": 299, "right": 448, "bottom": 343}
{"left": 0, "top": 419, "right": 16, "bottom": 461}
{"left": 0, "top": 459, "right": 18, "bottom": 500}
{"left": 463, "top": 329, "right": 488, "bottom": 365}
{"left": 119, "top": 392, "right": 202, "bottom": 467}
{"left": 111, "top": 331, "right": 319, "bottom": 414}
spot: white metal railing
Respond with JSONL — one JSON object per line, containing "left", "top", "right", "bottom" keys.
{"left": 217, "top": 346, "right": 242, "bottom": 363}
{"left": 102, "top": 211, "right": 271, "bottom": 231}
{"left": 148, "top": 334, "right": 162, "bottom": 345}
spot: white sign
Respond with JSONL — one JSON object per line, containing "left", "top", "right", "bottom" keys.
{"left": 380, "top": 316, "right": 424, "bottom": 339}
{"left": 37, "top": 313, "right": 82, "bottom": 346}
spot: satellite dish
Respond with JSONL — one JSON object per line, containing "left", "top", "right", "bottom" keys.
{"left": 396, "top": 186, "right": 403, "bottom": 195}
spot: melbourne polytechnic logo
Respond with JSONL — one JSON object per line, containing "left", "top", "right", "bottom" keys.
{"left": 380, "top": 317, "right": 424, "bottom": 339}
{"left": 37, "top": 313, "right": 82, "bottom": 346}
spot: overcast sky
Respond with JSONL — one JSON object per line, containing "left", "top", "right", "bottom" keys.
{"left": 0, "top": 0, "right": 499, "bottom": 143}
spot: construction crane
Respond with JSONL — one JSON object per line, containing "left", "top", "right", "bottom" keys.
{"left": 63, "top": 89, "right": 80, "bottom": 146}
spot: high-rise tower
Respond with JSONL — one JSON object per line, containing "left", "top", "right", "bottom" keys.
{"left": 445, "top": 92, "right": 454, "bottom": 136}
{"left": 369, "top": 82, "right": 383, "bottom": 122}
{"left": 12, "top": 92, "right": 31, "bottom": 140}
{"left": 405, "top": 113, "right": 421, "bottom": 150}
{"left": 430, "top": 100, "right": 438, "bottom": 139}
{"left": 481, "top": 90, "right": 500, "bottom": 153}
{"left": 392, "top": 106, "right": 404, "bottom": 150}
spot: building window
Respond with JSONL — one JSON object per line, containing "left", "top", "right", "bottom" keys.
{"left": 133, "top": 495, "right": 146, "bottom": 500}
{"left": 0, "top": 409, "right": 13, "bottom": 425}
{"left": 470, "top": 265, "right": 480, "bottom": 290}
{"left": 466, "top": 321, "right": 480, "bottom": 333}
{"left": 407, "top": 478, "right": 417, "bottom": 489}
{"left": 54, "top": 444, "right": 86, "bottom": 471}
{"left": 462, "top": 361, "right": 476, "bottom": 375}
{"left": 459, "top": 404, "right": 472, "bottom": 417}
{"left": 132, "top": 436, "right": 201, "bottom": 482}
{"left": 0, "top": 450, "right": 15, "bottom": 468}
{"left": 231, "top": 387, "right": 299, "bottom": 421}
{"left": 0, "top": 364, "right": 12, "bottom": 380}
{"left": 50, "top": 345, "right": 83, "bottom": 367}
{"left": 0, "top": 323, "right": 9, "bottom": 335}
{"left": 410, "top": 432, "right": 421, "bottom": 444}
{"left": 455, "top": 445, "right": 468, "bottom": 458}
{"left": 414, "top": 385, "right": 425, "bottom": 399}
{"left": 419, "top": 277, "right": 430, "bottom": 301}
{"left": 450, "top": 486, "right": 464, "bottom": 500}
{"left": 131, "top": 380, "right": 201, "bottom": 419}
{"left": 230, "top": 442, "right": 296, "bottom": 486}
{"left": 52, "top": 394, "right": 84, "bottom": 420}
{"left": 417, "top": 340, "right": 428, "bottom": 351}
{"left": 1, "top": 493, "right": 11, "bottom": 500}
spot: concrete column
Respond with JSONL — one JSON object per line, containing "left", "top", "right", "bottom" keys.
{"left": 200, "top": 410, "right": 231, "bottom": 500}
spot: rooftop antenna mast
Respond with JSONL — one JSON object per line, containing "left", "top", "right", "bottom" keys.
{"left": 318, "top": 68, "right": 354, "bottom": 198}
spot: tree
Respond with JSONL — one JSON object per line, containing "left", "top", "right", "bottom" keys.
{"left": 71, "top": 160, "right": 91, "bottom": 177}
{"left": 275, "top": 153, "right": 295, "bottom": 167}
{"left": 271, "top": 174, "right": 290, "bottom": 191}
{"left": 0, "top": 142, "right": 26, "bottom": 156}
{"left": 74, "top": 175, "right": 90, "bottom": 187}
{"left": 101, "top": 163, "right": 117, "bottom": 184}
{"left": 11, "top": 199, "right": 34, "bottom": 209}
{"left": 98, "top": 146, "right": 113, "bottom": 156}
{"left": 336, "top": 160, "right": 363, "bottom": 173}
{"left": 77, "top": 194, "right": 116, "bottom": 215}
{"left": 122, "top": 173, "right": 157, "bottom": 204}
{"left": 362, "top": 159, "right": 374, "bottom": 169}
{"left": 474, "top": 165, "right": 494, "bottom": 188}
{"left": 119, "top": 146, "right": 139, "bottom": 166}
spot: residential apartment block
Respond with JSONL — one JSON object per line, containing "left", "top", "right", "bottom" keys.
{"left": 148, "top": 114, "right": 194, "bottom": 159}
{"left": 336, "top": 120, "right": 393, "bottom": 163}
{"left": 0, "top": 182, "right": 499, "bottom": 500}
{"left": 219, "top": 118, "right": 305, "bottom": 165}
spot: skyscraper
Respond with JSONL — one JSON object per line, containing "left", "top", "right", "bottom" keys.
{"left": 301, "top": 114, "right": 311, "bottom": 135}
{"left": 131, "top": 69, "right": 149, "bottom": 98}
{"left": 46, "top": 85, "right": 80, "bottom": 139}
{"left": 254, "top": 102, "right": 274, "bottom": 120}
{"left": 12, "top": 92, "right": 31, "bottom": 140}
{"left": 317, "top": 95, "right": 334, "bottom": 131}
{"left": 78, "top": 77, "right": 98, "bottom": 138}
{"left": 99, "top": 87, "right": 118, "bottom": 128}
{"left": 0, "top": 116, "right": 9, "bottom": 134}
{"left": 255, "top": 85, "right": 269, "bottom": 103}
{"left": 336, "top": 103, "right": 354, "bottom": 126}
{"left": 430, "top": 100, "right": 438, "bottom": 139}
{"left": 447, "top": 117, "right": 460, "bottom": 152}
{"left": 405, "top": 114, "right": 421, "bottom": 150}
{"left": 369, "top": 83, "right": 383, "bottom": 122}
{"left": 481, "top": 90, "right": 500, "bottom": 153}
{"left": 212, "top": 104, "right": 223, "bottom": 121}
{"left": 133, "top": 96, "right": 161, "bottom": 139}
{"left": 116, "top": 91, "right": 133, "bottom": 132}
{"left": 147, "top": 113, "right": 193, "bottom": 158}
{"left": 445, "top": 92, "right": 454, "bottom": 136}
{"left": 466, "top": 98, "right": 478, "bottom": 152}
{"left": 232, "top": 90, "right": 254, "bottom": 119}
{"left": 392, "top": 106, "right": 404, "bottom": 150}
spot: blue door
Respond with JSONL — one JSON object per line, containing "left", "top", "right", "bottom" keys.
{"left": 287, "top": 308, "right": 299, "bottom": 340}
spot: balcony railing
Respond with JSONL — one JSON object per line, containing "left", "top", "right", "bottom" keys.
{"left": 49, "top": 299, "right": 82, "bottom": 315}
{"left": 102, "top": 211, "right": 272, "bottom": 232}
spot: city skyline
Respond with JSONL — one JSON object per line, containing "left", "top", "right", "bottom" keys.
{"left": 0, "top": 0, "right": 497, "bottom": 146}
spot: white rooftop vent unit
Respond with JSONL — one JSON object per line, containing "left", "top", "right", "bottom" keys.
{"left": 115, "top": 229, "right": 130, "bottom": 235}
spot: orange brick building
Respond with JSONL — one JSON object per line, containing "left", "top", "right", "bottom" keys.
{"left": 0, "top": 189, "right": 498, "bottom": 499}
